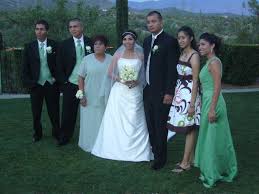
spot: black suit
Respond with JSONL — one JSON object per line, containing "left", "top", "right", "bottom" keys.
{"left": 143, "top": 31, "right": 179, "bottom": 166}
{"left": 57, "top": 36, "right": 92, "bottom": 141}
{"left": 23, "top": 39, "right": 60, "bottom": 139}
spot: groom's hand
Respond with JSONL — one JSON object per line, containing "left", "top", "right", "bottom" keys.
{"left": 163, "top": 94, "right": 173, "bottom": 105}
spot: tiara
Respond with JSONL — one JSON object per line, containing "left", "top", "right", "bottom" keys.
{"left": 122, "top": 31, "right": 136, "bottom": 39}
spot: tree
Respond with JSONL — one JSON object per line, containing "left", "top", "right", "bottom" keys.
{"left": 248, "top": 0, "right": 259, "bottom": 42}
{"left": 248, "top": 0, "right": 259, "bottom": 17}
{"left": 116, "top": 0, "right": 128, "bottom": 46}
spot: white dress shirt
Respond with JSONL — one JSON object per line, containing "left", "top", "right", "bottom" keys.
{"left": 146, "top": 29, "right": 163, "bottom": 85}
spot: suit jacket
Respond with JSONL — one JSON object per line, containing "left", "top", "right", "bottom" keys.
{"left": 143, "top": 31, "right": 179, "bottom": 100}
{"left": 56, "top": 36, "right": 92, "bottom": 84}
{"left": 23, "top": 39, "right": 58, "bottom": 88}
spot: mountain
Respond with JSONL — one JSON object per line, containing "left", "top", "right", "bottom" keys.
{"left": 0, "top": 0, "right": 114, "bottom": 10}
{"left": 127, "top": 0, "right": 249, "bottom": 15}
{"left": 0, "top": 0, "right": 250, "bottom": 15}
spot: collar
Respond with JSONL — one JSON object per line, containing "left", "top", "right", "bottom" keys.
{"left": 152, "top": 29, "right": 163, "bottom": 40}
{"left": 73, "top": 35, "right": 84, "bottom": 45}
{"left": 37, "top": 39, "right": 47, "bottom": 47}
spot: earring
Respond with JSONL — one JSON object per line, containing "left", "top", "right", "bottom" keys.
{"left": 210, "top": 48, "right": 213, "bottom": 53}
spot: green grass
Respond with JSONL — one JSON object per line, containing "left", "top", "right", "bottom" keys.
{"left": 0, "top": 92, "right": 259, "bottom": 193}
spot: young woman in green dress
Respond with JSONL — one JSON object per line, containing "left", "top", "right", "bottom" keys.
{"left": 194, "top": 33, "right": 238, "bottom": 188}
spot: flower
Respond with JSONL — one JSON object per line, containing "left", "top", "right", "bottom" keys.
{"left": 46, "top": 46, "right": 52, "bottom": 54}
{"left": 120, "top": 65, "right": 138, "bottom": 82}
{"left": 75, "top": 90, "right": 84, "bottom": 99}
{"left": 85, "top": 46, "right": 92, "bottom": 53}
{"left": 152, "top": 45, "right": 159, "bottom": 54}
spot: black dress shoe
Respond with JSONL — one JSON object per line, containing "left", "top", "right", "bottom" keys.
{"left": 57, "top": 137, "right": 69, "bottom": 146}
{"left": 52, "top": 133, "right": 59, "bottom": 140}
{"left": 33, "top": 135, "right": 42, "bottom": 142}
{"left": 151, "top": 161, "right": 165, "bottom": 170}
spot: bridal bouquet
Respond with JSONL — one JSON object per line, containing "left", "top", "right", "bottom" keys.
{"left": 120, "top": 65, "right": 138, "bottom": 82}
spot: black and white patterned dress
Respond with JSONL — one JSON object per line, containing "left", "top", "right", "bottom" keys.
{"left": 167, "top": 53, "right": 201, "bottom": 133}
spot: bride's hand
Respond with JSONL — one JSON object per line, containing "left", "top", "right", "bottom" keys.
{"left": 127, "top": 80, "right": 138, "bottom": 89}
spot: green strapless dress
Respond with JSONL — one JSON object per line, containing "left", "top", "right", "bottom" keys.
{"left": 194, "top": 57, "right": 238, "bottom": 188}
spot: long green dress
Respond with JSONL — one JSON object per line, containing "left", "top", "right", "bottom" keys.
{"left": 194, "top": 56, "right": 238, "bottom": 188}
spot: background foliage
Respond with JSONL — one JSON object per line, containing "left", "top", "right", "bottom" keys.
{"left": 0, "top": 0, "right": 258, "bottom": 93}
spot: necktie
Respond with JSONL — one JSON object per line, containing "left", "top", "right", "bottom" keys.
{"left": 76, "top": 39, "right": 83, "bottom": 57}
{"left": 39, "top": 42, "right": 45, "bottom": 56}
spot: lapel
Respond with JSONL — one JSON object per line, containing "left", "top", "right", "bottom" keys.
{"left": 69, "top": 37, "right": 76, "bottom": 60}
{"left": 150, "top": 31, "right": 164, "bottom": 57}
{"left": 83, "top": 36, "right": 88, "bottom": 56}
{"left": 46, "top": 39, "right": 52, "bottom": 68}
{"left": 32, "top": 40, "right": 40, "bottom": 63}
{"left": 146, "top": 35, "right": 152, "bottom": 53}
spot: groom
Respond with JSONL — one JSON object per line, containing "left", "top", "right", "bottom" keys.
{"left": 56, "top": 18, "right": 92, "bottom": 146}
{"left": 143, "top": 11, "right": 179, "bottom": 170}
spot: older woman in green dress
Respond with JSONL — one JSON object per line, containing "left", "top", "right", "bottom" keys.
{"left": 77, "top": 35, "right": 112, "bottom": 152}
{"left": 194, "top": 33, "right": 237, "bottom": 188}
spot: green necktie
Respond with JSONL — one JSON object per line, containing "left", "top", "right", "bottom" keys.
{"left": 76, "top": 39, "right": 83, "bottom": 58}
{"left": 39, "top": 42, "right": 45, "bottom": 57}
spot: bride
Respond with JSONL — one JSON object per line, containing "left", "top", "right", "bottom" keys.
{"left": 91, "top": 30, "right": 153, "bottom": 161}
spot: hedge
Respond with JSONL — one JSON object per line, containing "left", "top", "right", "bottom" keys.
{"left": 0, "top": 49, "right": 27, "bottom": 93}
{"left": 220, "top": 44, "right": 259, "bottom": 85}
{"left": 0, "top": 44, "right": 259, "bottom": 93}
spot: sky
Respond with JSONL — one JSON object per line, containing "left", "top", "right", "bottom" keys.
{"left": 129, "top": 0, "right": 155, "bottom": 1}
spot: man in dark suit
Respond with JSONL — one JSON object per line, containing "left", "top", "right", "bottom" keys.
{"left": 143, "top": 11, "right": 179, "bottom": 170}
{"left": 56, "top": 18, "right": 92, "bottom": 146}
{"left": 23, "top": 20, "right": 60, "bottom": 142}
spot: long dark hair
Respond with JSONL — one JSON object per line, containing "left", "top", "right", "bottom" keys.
{"left": 178, "top": 26, "right": 197, "bottom": 51}
{"left": 199, "top": 32, "right": 221, "bottom": 55}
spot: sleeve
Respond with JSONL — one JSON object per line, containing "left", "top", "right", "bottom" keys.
{"left": 52, "top": 40, "right": 59, "bottom": 79}
{"left": 78, "top": 56, "right": 88, "bottom": 78}
{"left": 22, "top": 43, "right": 33, "bottom": 88}
{"left": 165, "top": 37, "right": 179, "bottom": 95}
{"left": 56, "top": 41, "right": 66, "bottom": 84}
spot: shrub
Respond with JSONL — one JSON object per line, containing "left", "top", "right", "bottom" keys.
{"left": 220, "top": 44, "right": 259, "bottom": 85}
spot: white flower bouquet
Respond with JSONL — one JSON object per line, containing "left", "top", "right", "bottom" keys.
{"left": 120, "top": 65, "right": 138, "bottom": 82}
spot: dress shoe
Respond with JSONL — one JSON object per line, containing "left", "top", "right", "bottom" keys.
{"left": 151, "top": 161, "right": 165, "bottom": 170}
{"left": 33, "top": 134, "right": 42, "bottom": 142}
{"left": 57, "top": 137, "right": 69, "bottom": 146}
{"left": 52, "top": 133, "right": 59, "bottom": 140}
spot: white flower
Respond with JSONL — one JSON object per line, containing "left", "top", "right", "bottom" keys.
{"left": 152, "top": 45, "right": 159, "bottom": 53}
{"left": 75, "top": 90, "right": 84, "bottom": 99}
{"left": 120, "top": 65, "right": 138, "bottom": 82}
{"left": 46, "top": 46, "right": 52, "bottom": 54}
{"left": 85, "top": 46, "right": 92, "bottom": 53}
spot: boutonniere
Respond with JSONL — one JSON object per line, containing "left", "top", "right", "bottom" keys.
{"left": 85, "top": 46, "right": 92, "bottom": 54}
{"left": 152, "top": 45, "right": 159, "bottom": 54}
{"left": 46, "top": 46, "right": 52, "bottom": 54}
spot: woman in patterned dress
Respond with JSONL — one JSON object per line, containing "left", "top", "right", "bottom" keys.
{"left": 167, "top": 26, "right": 201, "bottom": 173}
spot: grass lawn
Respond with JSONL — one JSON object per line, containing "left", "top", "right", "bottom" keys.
{"left": 0, "top": 92, "right": 259, "bottom": 193}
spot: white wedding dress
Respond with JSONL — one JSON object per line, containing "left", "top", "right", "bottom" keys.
{"left": 91, "top": 58, "right": 153, "bottom": 161}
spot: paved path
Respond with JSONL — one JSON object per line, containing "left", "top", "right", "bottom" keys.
{"left": 0, "top": 88, "right": 259, "bottom": 100}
